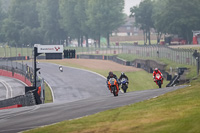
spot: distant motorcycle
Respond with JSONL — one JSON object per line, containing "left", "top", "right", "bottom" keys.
{"left": 59, "top": 66, "right": 63, "bottom": 72}
{"left": 107, "top": 78, "right": 119, "bottom": 96}
{"left": 120, "top": 78, "right": 128, "bottom": 93}
{"left": 154, "top": 73, "right": 163, "bottom": 88}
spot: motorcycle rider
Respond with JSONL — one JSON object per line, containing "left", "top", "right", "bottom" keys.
{"left": 119, "top": 72, "right": 129, "bottom": 92}
{"left": 107, "top": 71, "right": 119, "bottom": 94}
{"left": 153, "top": 68, "right": 163, "bottom": 84}
{"left": 119, "top": 72, "right": 129, "bottom": 83}
{"left": 59, "top": 65, "right": 63, "bottom": 72}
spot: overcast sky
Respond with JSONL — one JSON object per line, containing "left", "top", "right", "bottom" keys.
{"left": 124, "top": 0, "right": 141, "bottom": 15}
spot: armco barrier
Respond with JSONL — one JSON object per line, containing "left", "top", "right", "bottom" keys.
{"left": 1, "top": 56, "right": 29, "bottom": 61}
{"left": 0, "top": 104, "right": 22, "bottom": 110}
{"left": 78, "top": 54, "right": 166, "bottom": 71}
{"left": 0, "top": 92, "right": 36, "bottom": 108}
{"left": 77, "top": 54, "right": 171, "bottom": 80}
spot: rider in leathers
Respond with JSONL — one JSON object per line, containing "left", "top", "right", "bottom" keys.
{"left": 107, "top": 71, "right": 119, "bottom": 94}
{"left": 119, "top": 72, "right": 129, "bottom": 83}
{"left": 153, "top": 68, "right": 163, "bottom": 84}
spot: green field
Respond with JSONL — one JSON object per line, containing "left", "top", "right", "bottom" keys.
{"left": 0, "top": 46, "right": 33, "bottom": 57}
{"left": 25, "top": 77, "right": 200, "bottom": 133}
{"left": 41, "top": 59, "right": 168, "bottom": 92}
{"left": 23, "top": 53, "right": 200, "bottom": 133}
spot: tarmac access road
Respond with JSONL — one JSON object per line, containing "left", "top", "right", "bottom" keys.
{"left": 0, "top": 62, "right": 187, "bottom": 133}
{"left": 0, "top": 76, "right": 26, "bottom": 100}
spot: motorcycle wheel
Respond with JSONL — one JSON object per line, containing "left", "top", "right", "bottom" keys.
{"left": 157, "top": 81, "right": 162, "bottom": 88}
{"left": 113, "top": 87, "right": 118, "bottom": 96}
{"left": 122, "top": 85, "right": 127, "bottom": 93}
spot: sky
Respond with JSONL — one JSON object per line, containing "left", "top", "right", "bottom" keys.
{"left": 124, "top": 0, "right": 142, "bottom": 15}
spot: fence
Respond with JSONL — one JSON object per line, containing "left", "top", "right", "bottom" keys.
{"left": 0, "top": 45, "right": 198, "bottom": 66}
{"left": 0, "top": 59, "right": 45, "bottom": 106}
{"left": 0, "top": 59, "right": 34, "bottom": 85}
{"left": 71, "top": 45, "right": 197, "bottom": 66}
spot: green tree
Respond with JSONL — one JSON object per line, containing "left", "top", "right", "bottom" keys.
{"left": 154, "top": 0, "right": 200, "bottom": 43}
{"left": 87, "top": 0, "right": 125, "bottom": 48}
{"left": 59, "top": 0, "right": 82, "bottom": 47}
{"left": 75, "top": 0, "right": 90, "bottom": 47}
{"left": 0, "top": 0, "right": 7, "bottom": 42}
{"left": 1, "top": 18, "right": 21, "bottom": 45}
{"left": 37, "top": 0, "right": 65, "bottom": 45}
{"left": 2, "top": 0, "right": 40, "bottom": 45}
{"left": 152, "top": 0, "right": 167, "bottom": 44}
{"left": 130, "top": 0, "right": 154, "bottom": 45}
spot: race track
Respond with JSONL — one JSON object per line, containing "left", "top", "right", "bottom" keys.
{"left": 0, "top": 76, "right": 25, "bottom": 100}
{"left": 0, "top": 62, "right": 187, "bottom": 133}
{"left": 37, "top": 62, "right": 110, "bottom": 102}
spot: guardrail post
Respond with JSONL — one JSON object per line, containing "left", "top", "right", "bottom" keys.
{"left": 197, "top": 57, "right": 199, "bottom": 75}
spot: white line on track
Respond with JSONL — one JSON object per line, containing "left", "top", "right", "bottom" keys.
{"left": 0, "top": 80, "right": 12, "bottom": 98}
{"left": 41, "top": 62, "right": 125, "bottom": 95}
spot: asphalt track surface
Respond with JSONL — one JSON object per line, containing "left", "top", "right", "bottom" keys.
{"left": 0, "top": 63, "right": 187, "bottom": 133}
{"left": 0, "top": 76, "right": 25, "bottom": 100}
{"left": 37, "top": 62, "right": 110, "bottom": 102}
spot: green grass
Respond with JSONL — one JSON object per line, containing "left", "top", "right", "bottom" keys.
{"left": 118, "top": 54, "right": 196, "bottom": 79}
{"left": 24, "top": 76, "right": 200, "bottom": 133}
{"left": 44, "top": 82, "right": 53, "bottom": 103}
{"left": 23, "top": 52, "right": 200, "bottom": 133}
{"left": 0, "top": 47, "right": 33, "bottom": 57}
{"left": 41, "top": 60, "right": 168, "bottom": 92}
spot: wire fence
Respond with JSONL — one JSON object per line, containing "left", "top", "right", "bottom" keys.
{"left": 0, "top": 44, "right": 198, "bottom": 66}
{"left": 0, "top": 60, "right": 34, "bottom": 84}
{"left": 121, "top": 45, "right": 196, "bottom": 66}
{"left": 68, "top": 45, "right": 197, "bottom": 66}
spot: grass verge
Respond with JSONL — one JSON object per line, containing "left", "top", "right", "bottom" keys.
{"left": 24, "top": 76, "right": 200, "bottom": 133}
{"left": 44, "top": 82, "right": 53, "bottom": 103}
{"left": 41, "top": 60, "right": 168, "bottom": 92}
{"left": 24, "top": 54, "right": 200, "bottom": 133}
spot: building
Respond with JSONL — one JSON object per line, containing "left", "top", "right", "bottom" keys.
{"left": 110, "top": 16, "right": 157, "bottom": 43}
{"left": 193, "top": 31, "right": 200, "bottom": 44}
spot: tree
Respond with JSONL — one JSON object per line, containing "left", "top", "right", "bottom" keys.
{"left": 87, "top": 0, "right": 125, "bottom": 48}
{"left": 37, "top": 0, "right": 65, "bottom": 45}
{"left": 154, "top": 0, "right": 200, "bottom": 43}
{"left": 2, "top": 0, "right": 40, "bottom": 45}
{"left": 75, "top": 0, "right": 90, "bottom": 47}
{"left": 59, "top": 0, "right": 82, "bottom": 47}
{"left": 152, "top": 0, "right": 167, "bottom": 44}
{"left": 0, "top": 0, "right": 7, "bottom": 42}
{"left": 130, "top": 0, "right": 154, "bottom": 45}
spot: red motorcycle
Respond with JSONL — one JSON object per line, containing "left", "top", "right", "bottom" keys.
{"left": 107, "top": 78, "right": 119, "bottom": 96}
{"left": 154, "top": 73, "right": 163, "bottom": 88}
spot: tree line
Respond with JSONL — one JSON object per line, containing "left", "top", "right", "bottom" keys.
{"left": 130, "top": 0, "right": 200, "bottom": 45}
{"left": 0, "top": 0, "right": 125, "bottom": 47}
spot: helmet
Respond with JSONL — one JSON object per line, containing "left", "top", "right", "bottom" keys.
{"left": 109, "top": 71, "right": 113, "bottom": 77}
{"left": 155, "top": 68, "right": 158, "bottom": 72}
{"left": 121, "top": 72, "right": 125, "bottom": 76}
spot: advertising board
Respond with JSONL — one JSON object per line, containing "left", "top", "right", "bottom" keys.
{"left": 37, "top": 45, "right": 63, "bottom": 53}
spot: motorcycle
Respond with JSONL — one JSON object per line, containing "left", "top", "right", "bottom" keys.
{"left": 107, "top": 78, "right": 119, "bottom": 96}
{"left": 154, "top": 73, "right": 163, "bottom": 88}
{"left": 120, "top": 78, "right": 128, "bottom": 93}
{"left": 59, "top": 66, "right": 63, "bottom": 72}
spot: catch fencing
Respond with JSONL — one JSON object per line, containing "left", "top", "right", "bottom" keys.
{"left": 122, "top": 45, "right": 196, "bottom": 66}
{"left": 73, "top": 45, "right": 197, "bottom": 66}
{"left": 0, "top": 59, "right": 34, "bottom": 84}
